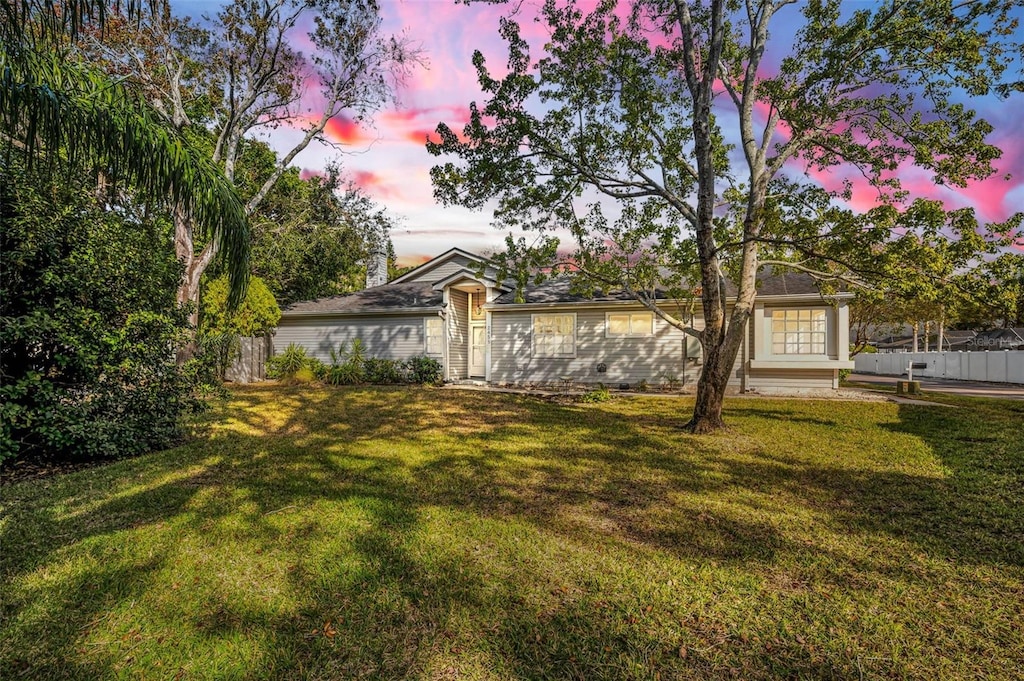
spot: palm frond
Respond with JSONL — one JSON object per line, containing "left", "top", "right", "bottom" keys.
{"left": 0, "top": 47, "right": 250, "bottom": 306}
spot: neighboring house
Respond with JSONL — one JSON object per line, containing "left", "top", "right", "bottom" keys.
{"left": 967, "top": 328, "right": 1024, "bottom": 350}
{"left": 873, "top": 329, "right": 976, "bottom": 353}
{"left": 941, "top": 329, "right": 977, "bottom": 351}
{"left": 872, "top": 335, "right": 918, "bottom": 353}
{"left": 275, "top": 248, "right": 856, "bottom": 392}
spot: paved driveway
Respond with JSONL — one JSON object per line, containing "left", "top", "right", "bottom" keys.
{"left": 848, "top": 374, "right": 1024, "bottom": 401}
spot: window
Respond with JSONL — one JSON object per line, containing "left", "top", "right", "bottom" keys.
{"left": 771, "top": 309, "right": 826, "bottom": 355}
{"left": 424, "top": 317, "right": 443, "bottom": 355}
{"left": 533, "top": 313, "right": 576, "bottom": 358}
{"left": 606, "top": 311, "right": 654, "bottom": 337}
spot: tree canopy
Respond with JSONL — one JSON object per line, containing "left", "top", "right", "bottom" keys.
{"left": 1, "top": 0, "right": 251, "bottom": 305}
{"left": 80, "top": 0, "right": 422, "bottom": 322}
{"left": 430, "top": 0, "right": 1024, "bottom": 431}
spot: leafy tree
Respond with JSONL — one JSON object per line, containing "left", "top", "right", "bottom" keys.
{"left": 231, "top": 143, "right": 400, "bottom": 305}
{"left": 956, "top": 252, "right": 1024, "bottom": 329}
{"left": 843, "top": 200, "right": 1022, "bottom": 351}
{"left": 200, "top": 276, "right": 281, "bottom": 338}
{"left": 0, "top": 0, "right": 250, "bottom": 305}
{"left": 429, "top": 0, "right": 1023, "bottom": 431}
{"left": 84, "top": 0, "right": 422, "bottom": 324}
{"left": 198, "top": 274, "right": 280, "bottom": 380}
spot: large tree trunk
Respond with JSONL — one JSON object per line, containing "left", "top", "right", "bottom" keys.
{"left": 685, "top": 310, "right": 750, "bottom": 433}
{"left": 173, "top": 206, "right": 217, "bottom": 363}
{"left": 687, "top": 343, "right": 730, "bottom": 433}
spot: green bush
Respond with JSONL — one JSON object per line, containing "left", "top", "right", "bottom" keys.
{"left": 579, "top": 384, "right": 612, "bottom": 403}
{"left": 325, "top": 339, "right": 366, "bottom": 385}
{"left": 405, "top": 356, "right": 443, "bottom": 385}
{"left": 199, "top": 276, "right": 281, "bottom": 381}
{"left": 1, "top": 161, "right": 202, "bottom": 465}
{"left": 200, "top": 275, "right": 281, "bottom": 337}
{"left": 292, "top": 366, "right": 318, "bottom": 383}
{"left": 364, "top": 357, "right": 405, "bottom": 384}
{"left": 266, "top": 342, "right": 309, "bottom": 378}
{"left": 323, "top": 362, "right": 362, "bottom": 386}
{"left": 267, "top": 342, "right": 445, "bottom": 387}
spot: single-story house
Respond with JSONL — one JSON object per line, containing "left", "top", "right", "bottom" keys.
{"left": 274, "top": 248, "right": 856, "bottom": 392}
{"left": 966, "top": 327, "right": 1024, "bottom": 350}
{"left": 872, "top": 329, "right": 976, "bottom": 353}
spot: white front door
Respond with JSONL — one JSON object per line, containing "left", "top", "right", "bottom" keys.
{"left": 469, "top": 324, "right": 486, "bottom": 376}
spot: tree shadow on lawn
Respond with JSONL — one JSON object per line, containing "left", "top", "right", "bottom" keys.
{"left": 2, "top": 388, "right": 1021, "bottom": 678}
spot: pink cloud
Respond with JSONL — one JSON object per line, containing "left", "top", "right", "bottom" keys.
{"left": 348, "top": 169, "right": 402, "bottom": 200}
{"left": 323, "top": 116, "right": 374, "bottom": 146}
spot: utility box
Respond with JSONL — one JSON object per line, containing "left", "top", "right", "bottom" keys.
{"left": 896, "top": 380, "right": 921, "bottom": 395}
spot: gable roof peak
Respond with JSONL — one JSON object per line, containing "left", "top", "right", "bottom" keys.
{"left": 389, "top": 247, "right": 490, "bottom": 285}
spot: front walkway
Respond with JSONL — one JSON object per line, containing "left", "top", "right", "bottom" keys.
{"left": 441, "top": 382, "right": 889, "bottom": 402}
{"left": 848, "top": 373, "right": 1024, "bottom": 401}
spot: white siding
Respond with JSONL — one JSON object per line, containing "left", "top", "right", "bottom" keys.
{"left": 448, "top": 290, "right": 469, "bottom": 379}
{"left": 746, "top": 368, "right": 836, "bottom": 392}
{"left": 490, "top": 304, "right": 835, "bottom": 392}
{"left": 402, "top": 254, "right": 475, "bottom": 284}
{"left": 489, "top": 308, "right": 705, "bottom": 387}
{"left": 274, "top": 315, "right": 431, "bottom": 364}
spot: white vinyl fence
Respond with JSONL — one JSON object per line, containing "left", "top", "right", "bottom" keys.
{"left": 854, "top": 351, "right": 1024, "bottom": 385}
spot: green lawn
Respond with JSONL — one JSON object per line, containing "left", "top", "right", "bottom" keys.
{"left": 1, "top": 386, "right": 1022, "bottom": 680}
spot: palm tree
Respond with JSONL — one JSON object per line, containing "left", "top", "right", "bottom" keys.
{"left": 0, "top": 0, "right": 249, "bottom": 305}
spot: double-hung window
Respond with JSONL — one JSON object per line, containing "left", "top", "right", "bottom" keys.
{"left": 424, "top": 317, "right": 443, "bottom": 355}
{"left": 771, "top": 309, "right": 826, "bottom": 355}
{"left": 606, "top": 311, "right": 654, "bottom": 337}
{"left": 532, "top": 313, "right": 576, "bottom": 358}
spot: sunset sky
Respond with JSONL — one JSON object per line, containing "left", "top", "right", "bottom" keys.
{"left": 178, "top": 0, "right": 1024, "bottom": 266}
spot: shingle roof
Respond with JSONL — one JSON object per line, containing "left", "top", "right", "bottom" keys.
{"left": 491, "top": 277, "right": 657, "bottom": 305}
{"left": 492, "top": 268, "right": 826, "bottom": 305}
{"left": 282, "top": 282, "right": 442, "bottom": 315}
{"left": 974, "top": 327, "right": 1024, "bottom": 340}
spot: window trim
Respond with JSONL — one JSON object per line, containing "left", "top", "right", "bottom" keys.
{"left": 605, "top": 311, "right": 655, "bottom": 338}
{"left": 531, "top": 312, "right": 577, "bottom": 359}
{"left": 769, "top": 308, "right": 828, "bottom": 357}
{"left": 424, "top": 317, "right": 443, "bottom": 356}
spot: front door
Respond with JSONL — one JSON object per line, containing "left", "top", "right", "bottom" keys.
{"left": 469, "top": 324, "right": 486, "bottom": 377}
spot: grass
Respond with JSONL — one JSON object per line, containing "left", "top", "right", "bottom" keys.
{"left": 1, "top": 386, "right": 1022, "bottom": 680}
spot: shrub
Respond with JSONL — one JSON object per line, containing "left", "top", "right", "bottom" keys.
{"left": 364, "top": 357, "right": 405, "bottom": 384}
{"left": 264, "top": 342, "right": 311, "bottom": 378}
{"left": 1, "top": 160, "right": 201, "bottom": 465}
{"left": 323, "top": 362, "right": 362, "bottom": 386}
{"left": 405, "top": 356, "right": 443, "bottom": 385}
{"left": 659, "top": 372, "right": 681, "bottom": 391}
{"left": 200, "top": 276, "right": 281, "bottom": 337}
{"left": 579, "top": 384, "right": 612, "bottom": 403}
{"left": 325, "top": 339, "right": 366, "bottom": 385}
{"left": 292, "top": 366, "right": 318, "bottom": 383}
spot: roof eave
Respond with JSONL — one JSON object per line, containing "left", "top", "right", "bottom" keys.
{"left": 280, "top": 306, "right": 443, "bottom": 319}
{"left": 489, "top": 291, "right": 852, "bottom": 311}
